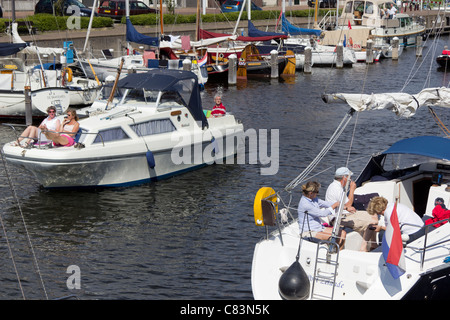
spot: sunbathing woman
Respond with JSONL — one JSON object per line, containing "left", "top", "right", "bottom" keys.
{"left": 44, "top": 108, "right": 79, "bottom": 147}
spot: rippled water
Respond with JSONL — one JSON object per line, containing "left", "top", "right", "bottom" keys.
{"left": 1, "top": 37, "right": 450, "bottom": 300}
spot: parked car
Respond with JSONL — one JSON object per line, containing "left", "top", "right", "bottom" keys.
{"left": 35, "top": 0, "right": 97, "bottom": 16}
{"left": 97, "top": 0, "right": 157, "bottom": 20}
{"left": 307, "top": 0, "right": 337, "bottom": 8}
{"left": 220, "top": 0, "right": 262, "bottom": 13}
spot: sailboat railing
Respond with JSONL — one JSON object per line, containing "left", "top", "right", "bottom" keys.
{"left": 404, "top": 218, "right": 450, "bottom": 271}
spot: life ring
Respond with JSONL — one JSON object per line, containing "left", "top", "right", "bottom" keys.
{"left": 253, "top": 187, "right": 277, "bottom": 226}
{"left": 61, "top": 67, "right": 73, "bottom": 85}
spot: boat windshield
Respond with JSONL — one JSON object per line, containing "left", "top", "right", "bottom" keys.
{"left": 116, "top": 88, "right": 186, "bottom": 107}
{"left": 382, "top": 153, "right": 437, "bottom": 172}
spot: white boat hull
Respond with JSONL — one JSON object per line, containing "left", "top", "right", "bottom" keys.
{"left": 252, "top": 220, "right": 450, "bottom": 300}
{"left": 0, "top": 87, "right": 70, "bottom": 117}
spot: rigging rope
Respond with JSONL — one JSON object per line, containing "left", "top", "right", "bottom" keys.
{"left": 284, "top": 108, "right": 355, "bottom": 192}
{"left": 0, "top": 150, "right": 49, "bottom": 300}
{"left": 428, "top": 106, "right": 450, "bottom": 137}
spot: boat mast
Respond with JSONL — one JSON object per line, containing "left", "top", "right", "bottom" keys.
{"left": 160, "top": 0, "right": 164, "bottom": 35}
{"left": 83, "top": 0, "right": 98, "bottom": 53}
{"left": 232, "top": 0, "right": 247, "bottom": 35}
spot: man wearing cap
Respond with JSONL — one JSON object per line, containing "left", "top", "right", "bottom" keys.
{"left": 325, "top": 167, "right": 378, "bottom": 251}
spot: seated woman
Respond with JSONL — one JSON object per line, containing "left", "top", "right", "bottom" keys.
{"left": 367, "top": 196, "right": 425, "bottom": 244}
{"left": 15, "top": 106, "right": 60, "bottom": 147}
{"left": 44, "top": 108, "right": 80, "bottom": 147}
{"left": 298, "top": 181, "right": 346, "bottom": 249}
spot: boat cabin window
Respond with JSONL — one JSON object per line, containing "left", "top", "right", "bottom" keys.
{"left": 344, "top": 1, "right": 354, "bottom": 13}
{"left": 365, "top": 1, "right": 374, "bottom": 14}
{"left": 354, "top": 1, "right": 365, "bottom": 15}
{"left": 93, "top": 127, "right": 130, "bottom": 144}
{"left": 130, "top": 119, "right": 176, "bottom": 136}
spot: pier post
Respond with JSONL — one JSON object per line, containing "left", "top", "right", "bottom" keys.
{"left": 183, "top": 58, "right": 191, "bottom": 71}
{"left": 366, "top": 40, "right": 373, "bottom": 64}
{"left": 270, "top": 50, "right": 279, "bottom": 78}
{"left": 336, "top": 43, "right": 343, "bottom": 68}
{"left": 304, "top": 47, "right": 312, "bottom": 74}
{"left": 392, "top": 37, "right": 399, "bottom": 60}
{"left": 25, "top": 86, "right": 32, "bottom": 126}
{"left": 228, "top": 54, "right": 237, "bottom": 85}
{"left": 416, "top": 36, "right": 423, "bottom": 57}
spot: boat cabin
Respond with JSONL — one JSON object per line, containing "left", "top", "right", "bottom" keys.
{"left": 340, "top": 0, "right": 403, "bottom": 28}
{"left": 355, "top": 137, "right": 450, "bottom": 218}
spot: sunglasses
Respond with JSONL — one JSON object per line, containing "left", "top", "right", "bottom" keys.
{"left": 48, "top": 111, "right": 56, "bottom": 114}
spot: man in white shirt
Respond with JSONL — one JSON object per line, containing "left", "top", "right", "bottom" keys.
{"left": 325, "top": 167, "right": 378, "bottom": 251}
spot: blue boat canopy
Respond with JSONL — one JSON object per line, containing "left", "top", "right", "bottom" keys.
{"left": 116, "top": 69, "right": 207, "bottom": 129}
{"left": 281, "top": 14, "right": 322, "bottom": 37}
{"left": 383, "top": 136, "right": 450, "bottom": 160}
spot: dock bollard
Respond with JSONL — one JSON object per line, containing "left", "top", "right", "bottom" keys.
{"left": 366, "top": 40, "right": 373, "bottom": 64}
{"left": 392, "top": 37, "right": 399, "bottom": 60}
{"left": 228, "top": 54, "right": 237, "bottom": 85}
{"left": 183, "top": 58, "right": 191, "bottom": 71}
{"left": 416, "top": 36, "right": 423, "bottom": 57}
{"left": 304, "top": 47, "right": 312, "bottom": 74}
{"left": 270, "top": 50, "right": 279, "bottom": 78}
{"left": 336, "top": 43, "right": 343, "bottom": 68}
{"left": 25, "top": 86, "right": 32, "bottom": 126}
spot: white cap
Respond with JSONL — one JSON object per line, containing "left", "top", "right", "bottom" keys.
{"left": 335, "top": 167, "right": 353, "bottom": 177}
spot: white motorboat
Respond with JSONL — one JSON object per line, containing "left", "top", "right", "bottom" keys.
{"left": 284, "top": 38, "right": 357, "bottom": 67}
{"left": 321, "top": 0, "right": 425, "bottom": 51}
{"left": 2, "top": 69, "right": 244, "bottom": 188}
{"left": 251, "top": 88, "right": 450, "bottom": 300}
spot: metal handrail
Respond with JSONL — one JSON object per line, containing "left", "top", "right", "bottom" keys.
{"left": 404, "top": 218, "right": 450, "bottom": 271}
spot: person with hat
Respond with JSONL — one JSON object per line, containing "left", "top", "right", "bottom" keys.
{"left": 325, "top": 167, "right": 378, "bottom": 251}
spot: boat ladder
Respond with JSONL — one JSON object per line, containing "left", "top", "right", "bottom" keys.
{"left": 310, "top": 240, "right": 339, "bottom": 300}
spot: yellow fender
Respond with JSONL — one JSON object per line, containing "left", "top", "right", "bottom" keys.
{"left": 253, "top": 187, "right": 277, "bottom": 226}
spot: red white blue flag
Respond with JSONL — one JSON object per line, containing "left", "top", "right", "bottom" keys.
{"left": 382, "top": 203, "right": 406, "bottom": 279}
{"left": 197, "top": 53, "right": 208, "bottom": 67}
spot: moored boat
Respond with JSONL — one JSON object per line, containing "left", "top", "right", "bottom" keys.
{"left": 251, "top": 87, "right": 450, "bottom": 300}
{"left": 2, "top": 69, "right": 244, "bottom": 188}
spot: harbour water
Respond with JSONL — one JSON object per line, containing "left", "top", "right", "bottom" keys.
{"left": 1, "top": 36, "right": 450, "bottom": 301}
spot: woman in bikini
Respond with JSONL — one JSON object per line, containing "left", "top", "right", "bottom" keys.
{"left": 44, "top": 108, "right": 80, "bottom": 147}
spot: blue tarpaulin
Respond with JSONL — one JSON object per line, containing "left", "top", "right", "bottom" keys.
{"left": 383, "top": 136, "right": 450, "bottom": 160}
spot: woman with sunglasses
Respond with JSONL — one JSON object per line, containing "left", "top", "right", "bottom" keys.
{"left": 298, "top": 181, "right": 346, "bottom": 249}
{"left": 44, "top": 108, "right": 80, "bottom": 147}
{"left": 15, "top": 106, "right": 61, "bottom": 147}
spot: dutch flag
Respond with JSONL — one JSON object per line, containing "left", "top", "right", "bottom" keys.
{"left": 197, "top": 53, "right": 208, "bottom": 67}
{"left": 382, "top": 202, "right": 406, "bottom": 279}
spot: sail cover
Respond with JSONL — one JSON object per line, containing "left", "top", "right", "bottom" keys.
{"left": 281, "top": 14, "right": 322, "bottom": 37}
{"left": 322, "top": 87, "right": 450, "bottom": 118}
{"left": 199, "top": 26, "right": 287, "bottom": 42}
{"left": 0, "top": 43, "right": 28, "bottom": 56}
{"left": 247, "top": 20, "right": 286, "bottom": 38}
{"left": 126, "top": 18, "right": 159, "bottom": 47}
{"left": 383, "top": 136, "right": 450, "bottom": 161}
